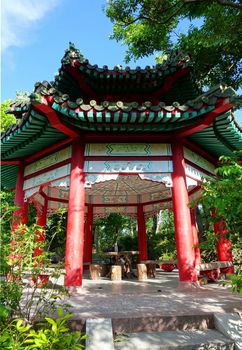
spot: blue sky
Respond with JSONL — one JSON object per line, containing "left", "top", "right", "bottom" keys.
{"left": 1, "top": 0, "right": 241, "bottom": 124}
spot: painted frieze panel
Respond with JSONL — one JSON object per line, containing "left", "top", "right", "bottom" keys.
{"left": 93, "top": 206, "right": 137, "bottom": 219}
{"left": 183, "top": 147, "right": 215, "bottom": 174}
{"left": 25, "top": 186, "right": 40, "bottom": 199}
{"left": 84, "top": 160, "right": 173, "bottom": 173}
{"left": 23, "top": 164, "right": 71, "bottom": 190}
{"left": 85, "top": 143, "right": 172, "bottom": 156}
{"left": 185, "top": 164, "right": 210, "bottom": 182}
{"left": 140, "top": 173, "right": 172, "bottom": 186}
{"left": 51, "top": 176, "right": 70, "bottom": 188}
{"left": 24, "top": 146, "right": 71, "bottom": 176}
{"left": 43, "top": 186, "right": 69, "bottom": 201}
{"left": 143, "top": 201, "right": 172, "bottom": 218}
{"left": 85, "top": 174, "right": 118, "bottom": 186}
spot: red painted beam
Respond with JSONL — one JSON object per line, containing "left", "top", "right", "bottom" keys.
{"left": 39, "top": 187, "right": 48, "bottom": 200}
{"left": 33, "top": 97, "right": 79, "bottom": 138}
{"left": 188, "top": 185, "right": 201, "bottom": 196}
{"left": 1, "top": 160, "right": 20, "bottom": 165}
{"left": 39, "top": 185, "right": 68, "bottom": 204}
{"left": 64, "top": 65, "right": 99, "bottom": 100}
{"left": 82, "top": 132, "right": 172, "bottom": 143}
{"left": 175, "top": 99, "right": 232, "bottom": 138}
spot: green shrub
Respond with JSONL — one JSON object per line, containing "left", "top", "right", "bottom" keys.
{"left": 0, "top": 308, "right": 86, "bottom": 349}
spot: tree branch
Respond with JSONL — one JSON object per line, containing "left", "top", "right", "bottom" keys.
{"left": 119, "top": 4, "right": 184, "bottom": 28}
{"left": 216, "top": 0, "right": 242, "bottom": 10}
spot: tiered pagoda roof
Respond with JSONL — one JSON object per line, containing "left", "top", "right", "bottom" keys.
{"left": 1, "top": 43, "right": 241, "bottom": 189}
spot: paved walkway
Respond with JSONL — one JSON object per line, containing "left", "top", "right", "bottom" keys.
{"left": 59, "top": 270, "right": 241, "bottom": 327}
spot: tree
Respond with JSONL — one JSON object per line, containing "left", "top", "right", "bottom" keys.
{"left": 1, "top": 100, "right": 16, "bottom": 132}
{"left": 94, "top": 213, "right": 135, "bottom": 252}
{"left": 105, "top": 0, "right": 242, "bottom": 89}
{"left": 147, "top": 210, "right": 176, "bottom": 260}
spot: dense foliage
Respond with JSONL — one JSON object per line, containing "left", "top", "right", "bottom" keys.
{"left": 94, "top": 213, "right": 137, "bottom": 252}
{"left": 0, "top": 193, "right": 86, "bottom": 349}
{"left": 1, "top": 100, "right": 16, "bottom": 132}
{"left": 147, "top": 210, "right": 176, "bottom": 260}
{"left": 105, "top": 0, "right": 242, "bottom": 89}
{"left": 196, "top": 153, "right": 242, "bottom": 292}
{"left": 200, "top": 152, "right": 242, "bottom": 235}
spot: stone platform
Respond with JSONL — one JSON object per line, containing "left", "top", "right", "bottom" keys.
{"left": 57, "top": 270, "right": 242, "bottom": 332}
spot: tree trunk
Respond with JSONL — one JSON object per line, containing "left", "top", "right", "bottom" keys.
{"left": 151, "top": 215, "right": 158, "bottom": 235}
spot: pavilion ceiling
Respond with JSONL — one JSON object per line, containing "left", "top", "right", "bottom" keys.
{"left": 37, "top": 174, "right": 199, "bottom": 219}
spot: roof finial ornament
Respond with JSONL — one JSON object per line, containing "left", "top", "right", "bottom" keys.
{"left": 69, "top": 41, "right": 76, "bottom": 50}
{"left": 62, "top": 42, "right": 85, "bottom": 64}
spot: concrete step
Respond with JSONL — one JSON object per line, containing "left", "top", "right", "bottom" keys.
{"left": 214, "top": 313, "right": 242, "bottom": 350}
{"left": 114, "top": 329, "right": 234, "bottom": 350}
{"left": 86, "top": 318, "right": 114, "bottom": 350}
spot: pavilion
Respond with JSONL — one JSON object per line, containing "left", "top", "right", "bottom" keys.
{"left": 1, "top": 43, "right": 241, "bottom": 287}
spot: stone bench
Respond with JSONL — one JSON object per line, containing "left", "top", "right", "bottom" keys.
{"left": 196, "top": 261, "right": 233, "bottom": 282}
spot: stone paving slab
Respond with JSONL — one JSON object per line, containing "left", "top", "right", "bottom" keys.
{"left": 113, "top": 329, "right": 234, "bottom": 350}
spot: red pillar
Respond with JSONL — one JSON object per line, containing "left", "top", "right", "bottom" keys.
{"left": 190, "top": 207, "right": 201, "bottom": 267}
{"left": 8, "top": 164, "right": 28, "bottom": 277}
{"left": 214, "top": 219, "right": 233, "bottom": 273}
{"left": 84, "top": 204, "right": 93, "bottom": 270}
{"left": 65, "top": 139, "right": 85, "bottom": 286}
{"left": 172, "top": 142, "right": 198, "bottom": 283}
{"left": 34, "top": 198, "right": 48, "bottom": 257}
{"left": 12, "top": 163, "right": 28, "bottom": 229}
{"left": 137, "top": 204, "right": 148, "bottom": 261}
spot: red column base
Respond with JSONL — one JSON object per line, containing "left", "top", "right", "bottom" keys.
{"left": 64, "top": 269, "right": 83, "bottom": 286}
